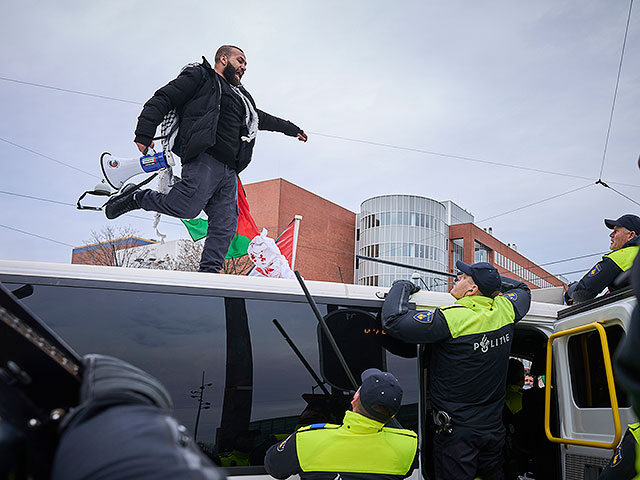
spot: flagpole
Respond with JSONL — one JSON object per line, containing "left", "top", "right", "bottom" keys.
{"left": 291, "top": 215, "right": 302, "bottom": 271}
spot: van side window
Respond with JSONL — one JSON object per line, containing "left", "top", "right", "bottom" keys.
{"left": 567, "top": 324, "right": 629, "bottom": 408}
{"left": 319, "top": 309, "right": 385, "bottom": 391}
{"left": 4, "top": 281, "right": 418, "bottom": 473}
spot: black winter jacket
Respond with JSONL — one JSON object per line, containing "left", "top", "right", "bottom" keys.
{"left": 134, "top": 57, "right": 303, "bottom": 172}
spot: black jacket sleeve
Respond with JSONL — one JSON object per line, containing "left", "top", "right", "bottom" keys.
{"left": 257, "top": 109, "right": 303, "bottom": 136}
{"left": 134, "top": 66, "right": 203, "bottom": 147}
{"left": 382, "top": 280, "right": 452, "bottom": 343}
{"left": 264, "top": 433, "right": 301, "bottom": 479}
{"left": 499, "top": 276, "right": 532, "bottom": 322}
{"left": 565, "top": 257, "right": 622, "bottom": 304}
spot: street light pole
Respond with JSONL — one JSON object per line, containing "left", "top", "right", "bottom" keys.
{"left": 190, "top": 370, "right": 212, "bottom": 443}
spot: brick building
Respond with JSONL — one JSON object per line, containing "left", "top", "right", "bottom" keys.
{"left": 244, "top": 178, "right": 356, "bottom": 283}
{"left": 448, "top": 223, "right": 565, "bottom": 290}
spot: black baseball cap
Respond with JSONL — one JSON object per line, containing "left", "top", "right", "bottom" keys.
{"left": 456, "top": 260, "right": 501, "bottom": 297}
{"left": 604, "top": 215, "right": 640, "bottom": 235}
{"left": 359, "top": 368, "right": 403, "bottom": 423}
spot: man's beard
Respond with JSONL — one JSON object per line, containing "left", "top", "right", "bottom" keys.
{"left": 223, "top": 63, "right": 241, "bottom": 86}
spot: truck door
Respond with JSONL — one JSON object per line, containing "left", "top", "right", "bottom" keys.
{"left": 547, "top": 298, "right": 636, "bottom": 479}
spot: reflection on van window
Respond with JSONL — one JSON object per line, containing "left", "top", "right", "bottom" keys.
{"left": 4, "top": 281, "right": 418, "bottom": 470}
{"left": 567, "top": 324, "right": 629, "bottom": 408}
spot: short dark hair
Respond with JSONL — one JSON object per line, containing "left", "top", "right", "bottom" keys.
{"left": 215, "top": 45, "right": 244, "bottom": 63}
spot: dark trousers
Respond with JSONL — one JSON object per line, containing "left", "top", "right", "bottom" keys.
{"left": 138, "top": 151, "right": 238, "bottom": 273}
{"left": 433, "top": 426, "right": 505, "bottom": 480}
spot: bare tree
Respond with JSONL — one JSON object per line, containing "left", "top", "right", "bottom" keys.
{"left": 78, "top": 225, "right": 153, "bottom": 267}
{"left": 175, "top": 240, "right": 204, "bottom": 272}
{"left": 222, "top": 255, "right": 254, "bottom": 275}
{"left": 79, "top": 228, "right": 256, "bottom": 275}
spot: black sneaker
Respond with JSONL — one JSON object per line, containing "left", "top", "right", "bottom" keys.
{"left": 105, "top": 184, "right": 141, "bottom": 219}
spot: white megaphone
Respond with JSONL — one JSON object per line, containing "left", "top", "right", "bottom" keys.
{"left": 100, "top": 151, "right": 169, "bottom": 190}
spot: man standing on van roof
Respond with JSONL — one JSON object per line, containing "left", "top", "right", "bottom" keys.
{"left": 105, "top": 45, "right": 307, "bottom": 273}
{"left": 382, "top": 261, "right": 531, "bottom": 480}
{"left": 565, "top": 214, "right": 640, "bottom": 305}
{"left": 264, "top": 368, "right": 418, "bottom": 479}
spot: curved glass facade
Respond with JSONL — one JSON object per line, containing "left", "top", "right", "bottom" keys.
{"left": 357, "top": 195, "right": 449, "bottom": 291}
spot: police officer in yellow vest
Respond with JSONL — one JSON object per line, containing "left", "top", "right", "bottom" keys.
{"left": 614, "top": 226, "right": 640, "bottom": 480}
{"left": 382, "top": 261, "right": 531, "bottom": 480}
{"left": 264, "top": 368, "right": 418, "bottom": 479}
{"left": 598, "top": 423, "right": 640, "bottom": 480}
{"left": 565, "top": 214, "right": 640, "bottom": 305}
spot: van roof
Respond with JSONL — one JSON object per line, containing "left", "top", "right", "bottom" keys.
{"left": 0, "top": 260, "right": 562, "bottom": 322}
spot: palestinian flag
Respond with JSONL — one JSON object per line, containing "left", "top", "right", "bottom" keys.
{"left": 181, "top": 177, "right": 260, "bottom": 259}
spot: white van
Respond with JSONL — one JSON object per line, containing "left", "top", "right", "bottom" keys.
{"left": 0, "top": 260, "right": 635, "bottom": 479}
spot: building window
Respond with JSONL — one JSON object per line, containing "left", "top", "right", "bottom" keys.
{"left": 452, "top": 239, "right": 464, "bottom": 268}
{"left": 474, "top": 241, "right": 490, "bottom": 263}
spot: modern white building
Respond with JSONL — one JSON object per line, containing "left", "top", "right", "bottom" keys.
{"left": 355, "top": 195, "right": 450, "bottom": 291}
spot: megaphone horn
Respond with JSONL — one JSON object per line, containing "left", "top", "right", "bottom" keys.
{"left": 100, "top": 151, "right": 169, "bottom": 190}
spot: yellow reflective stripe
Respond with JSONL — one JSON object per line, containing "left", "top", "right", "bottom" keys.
{"left": 635, "top": 440, "right": 640, "bottom": 480}
{"left": 442, "top": 295, "right": 514, "bottom": 338}
{"left": 604, "top": 246, "right": 639, "bottom": 271}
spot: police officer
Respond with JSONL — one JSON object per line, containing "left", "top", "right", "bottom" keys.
{"left": 51, "top": 355, "right": 225, "bottom": 480}
{"left": 382, "top": 261, "right": 531, "bottom": 480}
{"left": 613, "top": 230, "right": 640, "bottom": 479}
{"left": 565, "top": 214, "right": 640, "bottom": 305}
{"left": 598, "top": 423, "right": 640, "bottom": 480}
{"left": 264, "top": 368, "right": 418, "bottom": 479}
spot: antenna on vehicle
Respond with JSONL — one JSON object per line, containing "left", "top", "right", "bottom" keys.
{"left": 272, "top": 319, "right": 331, "bottom": 396}
{"left": 294, "top": 270, "right": 358, "bottom": 391}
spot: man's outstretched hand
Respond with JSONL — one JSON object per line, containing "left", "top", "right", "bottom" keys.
{"left": 297, "top": 132, "right": 308, "bottom": 142}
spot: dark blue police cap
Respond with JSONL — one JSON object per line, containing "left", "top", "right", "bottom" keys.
{"left": 359, "top": 368, "right": 403, "bottom": 423}
{"left": 604, "top": 214, "right": 640, "bottom": 235}
{"left": 456, "top": 260, "right": 501, "bottom": 297}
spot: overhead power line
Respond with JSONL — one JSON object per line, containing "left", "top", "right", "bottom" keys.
{"left": 0, "top": 223, "right": 74, "bottom": 248}
{"left": 477, "top": 183, "right": 594, "bottom": 223}
{"left": 0, "top": 189, "right": 187, "bottom": 228}
{"left": 1, "top": 75, "right": 639, "bottom": 189}
{"left": 538, "top": 251, "right": 606, "bottom": 267}
{"left": 0, "top": 136, "right": 100, "bottom": 179}
{"left": 309, "top": 131, "right": 599, "bottom": 183}
{"left": 596, "top": 179, "right": 640, "bottom": 207}
{"left": 0, "top": 189, "right": 75, "bottom": 207}
{"left": 0, "top": 76, "right": 143, "bottom": 105}
{"left": 598, "top": 0, "right": 635, "bottom": 179}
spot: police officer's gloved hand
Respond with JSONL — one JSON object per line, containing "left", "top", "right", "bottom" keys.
{"left": 60, "top": 354, "right": 173, "bottom": 432}
{"left": 391, "top": 280, "right": 421, "bottom": 295}
{"left": 564, "top": 282, "right": 577, "bottom": 305}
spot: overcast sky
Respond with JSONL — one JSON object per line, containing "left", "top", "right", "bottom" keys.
{"left": 1, "top": 1, "right": 639, "bottom": 282}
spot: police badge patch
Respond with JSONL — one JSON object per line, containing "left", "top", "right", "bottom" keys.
{"left": 277, "top": 434, "right": 293, "bottom": 452}
{"left": 610, "top": 445, "right": 623, "bottom": 467}
{"left": 504, "top": 292, "right": 517, "bottom": 301}
{"left": 413, "top": 311, "right": 433, "bottom": 323}
{"left": 588, "top": 264, "right": 602, "bottom": 277}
